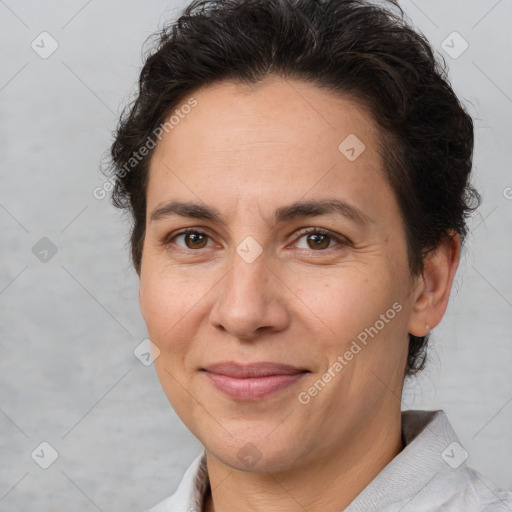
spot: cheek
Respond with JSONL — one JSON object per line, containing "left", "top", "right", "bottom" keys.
{"left": 139, "top": 270, "right": 194, "bottom": 350}
{"left": 140, "top": 271, "right": 202, "bottom": 412}
{"left": 294, "top": 269, "right": 394, "bottom": 335}
{"left": 139, "top": 263, "right": 219, "bottom": 382}
{"left": 293, "top": 268, "right": 408, "bottom": 384}
{"left": 140, "top": 260, "right": 204, "bottom": 319}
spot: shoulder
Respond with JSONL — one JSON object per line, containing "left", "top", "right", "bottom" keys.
{"left": 346, "top": 410, "right": 512, "bottom": 512}
{"left": 142, "top": 494, "right": 177, "bottom": 512}
{"left": 406, "top": 410, "right": 512, "bottom": 511}
{"left": 422, "top": 456, "right": 512, "bottom": 511}
{"left": 462, "top": 466, "right": 512, "bottom": 511}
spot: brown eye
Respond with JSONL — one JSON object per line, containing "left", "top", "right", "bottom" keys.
{"left": 167, "top": 229, "right": 212, "bottom": 250}
{"left": 294, "top": 228, "right": 345, "bottom": 251}
{"left": 183, "top": 232, "right": 208, "bottom": 249}
{"left": 305, "top": 232, "right": 331, "bottom": 250}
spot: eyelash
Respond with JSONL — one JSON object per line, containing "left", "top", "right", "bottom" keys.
{"left": 163, "top": 227, "right": 349, "bottom": 254}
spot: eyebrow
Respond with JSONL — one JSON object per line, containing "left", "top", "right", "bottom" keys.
{"left": 149, "top": 198, "right": 371, "bottom": 225}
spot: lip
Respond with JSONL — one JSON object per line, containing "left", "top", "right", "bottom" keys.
{"left": 201, "top": 361, "right": 309, "bottom": 400}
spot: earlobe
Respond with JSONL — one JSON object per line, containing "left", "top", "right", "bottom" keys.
{"left": 407, "top": 232, "right": 461, "bottom": 337}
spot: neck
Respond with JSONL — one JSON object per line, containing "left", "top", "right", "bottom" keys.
{"left": 202, "top": 409, "right": 403, "bottom": 512}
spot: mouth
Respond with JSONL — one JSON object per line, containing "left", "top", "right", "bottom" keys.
{"left": 200, "top": 361, "right": 310, "bottom": 400}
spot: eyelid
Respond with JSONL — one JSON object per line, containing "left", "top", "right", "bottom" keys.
{"left": 163, "top": 226, "right": 350, "bottom": 252}
{"left": 163, "top": 227, "right": 218, "bottom": 251}
{"left": 292, "top": 227, "right": 350, "bottom": 250}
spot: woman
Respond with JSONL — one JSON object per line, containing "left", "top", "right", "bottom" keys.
{"left": 106, "top": 0, "right": 512, "bottom": 510}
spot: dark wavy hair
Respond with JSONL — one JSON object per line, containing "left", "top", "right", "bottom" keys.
{"left": 105, "top": 0, "right": 480, "bottom": 378}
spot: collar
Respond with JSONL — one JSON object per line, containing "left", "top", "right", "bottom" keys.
{"left": 148, "top": 410, "right": 467, "bottom": 511}
{"left": 345, "top": 409, "right": 463, "bottom": 510}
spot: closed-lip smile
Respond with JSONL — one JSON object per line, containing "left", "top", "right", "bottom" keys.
{"left": 201, "top": 361, "right": 309, "bottom": 400}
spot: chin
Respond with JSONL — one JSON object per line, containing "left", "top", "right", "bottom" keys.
{"left": 205, "top": 434, "right": 306, "bottom": 474}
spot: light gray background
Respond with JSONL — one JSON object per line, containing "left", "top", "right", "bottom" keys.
{"left": 0, "top": 0, "right": 511, "bottom": 510}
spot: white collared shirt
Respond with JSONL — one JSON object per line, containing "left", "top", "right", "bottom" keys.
{"left": 144, "top": 410, "right": 512, "bottom": 511}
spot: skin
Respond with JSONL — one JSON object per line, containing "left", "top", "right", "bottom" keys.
{"left": 138, "top": 76, "right": 460, "bottom": 512}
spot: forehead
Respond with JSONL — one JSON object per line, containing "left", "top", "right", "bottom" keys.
{"left": 146, "top": 76, "right": 396, "bottom": 223}
{"left": 156, "top": 76, "right": 381, "bottom": 154}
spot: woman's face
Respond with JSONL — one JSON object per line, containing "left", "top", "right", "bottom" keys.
{"left": 139, "top": 77, "right": 421, "bottom": 472}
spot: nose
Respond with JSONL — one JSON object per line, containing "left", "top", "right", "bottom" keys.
{"left": 208, "top": 251, "right": 290, "bottom": 341}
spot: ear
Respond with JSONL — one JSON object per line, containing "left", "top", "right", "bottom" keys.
{"left": 407, "top": 231, "right": 461, "bottom": 337}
